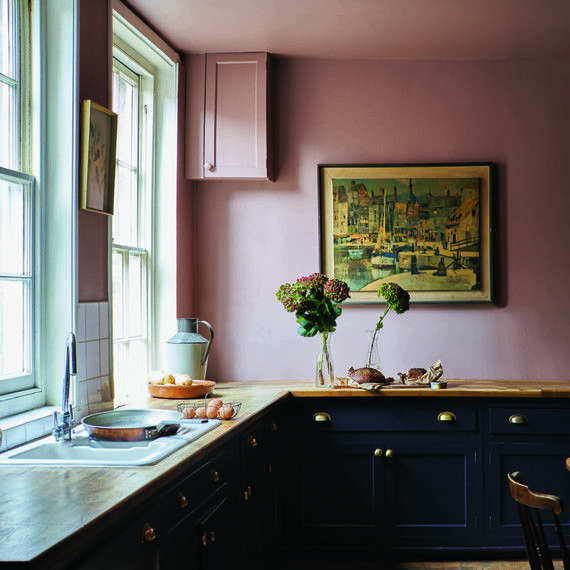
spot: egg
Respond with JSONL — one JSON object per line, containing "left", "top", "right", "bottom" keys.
{"left": 207, "top": 398, "right": 224, "bottom": 410}
{"left": 219, "top": 405, "right": 235, "bottom": 419}
{"left": 195, "top": 406, "right": 207, "bottom": 419}
{"left": 207, "top": 406, "right": 219, "bottom": 419}
{"left": 182, "top": 407, "right": 196, "bottom": 419}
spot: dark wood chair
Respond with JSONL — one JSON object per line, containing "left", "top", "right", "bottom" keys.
{"left": 508, "top": 471, "right": 570, "bottom": 570}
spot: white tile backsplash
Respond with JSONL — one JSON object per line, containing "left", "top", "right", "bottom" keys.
{"left": 77, "top": 301, "right": 112, "bottom": 419}
{"left": 84, "top": 303, "right": 100, "bottom": 341}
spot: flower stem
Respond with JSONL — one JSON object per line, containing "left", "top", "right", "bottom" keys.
{"left": 367, "top": 307, "right": 390, "bottom": 367}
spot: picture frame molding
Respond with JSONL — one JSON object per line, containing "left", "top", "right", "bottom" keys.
{"left": 318, "top": 162, "right": 493, "bottom": 304}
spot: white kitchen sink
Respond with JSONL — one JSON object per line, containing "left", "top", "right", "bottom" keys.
{"left": 0, "top": 419, "right": 221, "bottom": 466}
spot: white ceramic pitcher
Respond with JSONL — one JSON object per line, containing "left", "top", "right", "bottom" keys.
{"left": 166, "top": 318, "right": 214, "bottom": 380}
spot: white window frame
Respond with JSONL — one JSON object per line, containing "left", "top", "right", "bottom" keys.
{"left": 111, "top": 51, "right": 154, "bottom": 401}
{"left": 111, "top": 1, "right": 179, "bottom": 400}
{"left": 0, "top": 0, "right": 78, "bottom": 419}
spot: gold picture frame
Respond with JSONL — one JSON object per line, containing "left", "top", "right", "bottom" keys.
{"left": 79, "top": 100, "right": 117, "bottom": 215}
{"left": 319, "top": 163, "right": 493, "bottom": 304}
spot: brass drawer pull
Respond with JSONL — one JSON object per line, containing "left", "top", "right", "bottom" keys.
{"left": 509, "top": 414, "right": 528, "bottom": 425}
{"left": 210, "top": 469, "right": 220, "bottom": 483}
{"left": 313, "top": 412, "right": 331, "bottom": 423}
{"left": 176, "top": 492, "right": 188, "bottom": 509}
{"left": 248, "top": 437, "right": 258, "bottom": 448}
{"left": 385, "top": 449, "right": 394, "bottom": 458}
{"left": 374, "top": 448, "right": 383, "bottom": 457}
{"left": 438, "top": 411, "right": 457, "bottom": 423}
{"left": 141, "top": 522, "right": 156, "bottom": 543}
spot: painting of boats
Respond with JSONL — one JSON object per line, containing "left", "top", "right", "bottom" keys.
{"left": 319, "top": 164, "right": 492, "bottom": 303}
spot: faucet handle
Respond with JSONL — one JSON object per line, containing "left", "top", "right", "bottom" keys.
{"left": 52, "top": 411, "right": 63, "bottom": 441}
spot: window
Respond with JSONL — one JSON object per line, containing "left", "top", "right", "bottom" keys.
{"left": 111, "top": 2, "right": 179, "bottom": 402}
{"left": 0, "top": 0, "right": 77, "bottom": 418}
{"left": 111, "top": 54, "right": 154, "bottom": 401}
{"left": 0, "top": 0, "right": 34, "bottom": 396}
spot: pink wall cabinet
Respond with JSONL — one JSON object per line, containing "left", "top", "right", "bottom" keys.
{"left": 185, "top": 52, "right": 273, "bottom": 181}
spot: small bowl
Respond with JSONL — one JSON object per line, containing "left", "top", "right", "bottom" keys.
{"left": 177, "top": 401, "right": 242, "bottom": 420}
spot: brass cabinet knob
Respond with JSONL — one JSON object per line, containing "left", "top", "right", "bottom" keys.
{"left": 176, "top": 492, "right": 188, "bottom": 509}
{"left": 141, "top": 522, "right": 156, "bottom": 543}
{"left": 312, "top": 412, "right": 331, "bottom": 423}
{"left": 210, "top": 531, "right": 216, "bottom": 543}
{"left": 385, "top": 449, "right": 394, "bottom": 458}
{"left": 438, "top": 411, "right": 457, "bottom": 423}
{"left": 269, "top": 422, "right": 278, "bottom": 432}
{"left": 210, "top": 469, "right": 220, "bottom": 483}
{"left": 509, "top": 414, "right": 528, "bottom": 425}
{"left": 374, "top": 448, "right": 383, "bottom": 457}
{"left": 201, "top": 531, "right": 207, "bottom": 546}
{"left": 248, "top": 437, "right": 258, "bottom": 448}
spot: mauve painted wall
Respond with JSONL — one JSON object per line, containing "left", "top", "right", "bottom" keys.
{"left": 78, "top": 0, "right": 109, "bottom": 302}
{"left": 193, "top": 58, "right": 570, "bottom": 382}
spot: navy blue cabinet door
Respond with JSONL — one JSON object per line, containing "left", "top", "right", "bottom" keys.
{"left": 380, "top": 441, "right": 479, "bottom": 548}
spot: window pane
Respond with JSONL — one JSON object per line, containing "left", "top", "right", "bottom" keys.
{"left": 112, "top": 162, "right": 137, "bottom": 246}
{"left": 0, "top": 279, "right": 27, "bottom": 376}
{"left": 111, "top": 249, "right": 124, "bottom": 339}
{"left": 0, "top": 82, "right": 16, "bottom": 169}
{"left": 128, "top": 252, "right": 142, "bottom": 336}
{"left": 0, "top": 0, "right": 15, "bottom": 78}
{"left": 0, "top": 175, "right": 26, "bottom": 274}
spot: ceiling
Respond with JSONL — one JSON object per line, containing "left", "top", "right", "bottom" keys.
{"left": 124, "top": 0, "right": 570, "bottom": 60}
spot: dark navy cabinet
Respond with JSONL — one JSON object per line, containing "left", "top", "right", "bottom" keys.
{"left": 290, "top": 397, "right": 570, "bottom": 557}
{"left": 291, "top": 399, "right": 481, "bottom": 553}
{"left": 485, "top": 402, "right": 570, "bottom": 550}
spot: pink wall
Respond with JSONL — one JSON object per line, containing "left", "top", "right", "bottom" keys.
{"left": 78, "top": 0, "right": 110, "bottom": 302}
{"left": 193, "top": 58, "right": 570, "bottom": 382}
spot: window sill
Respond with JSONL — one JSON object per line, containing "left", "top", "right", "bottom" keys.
{"left": 0, "top": 406, "right": 58, "bottom": 452}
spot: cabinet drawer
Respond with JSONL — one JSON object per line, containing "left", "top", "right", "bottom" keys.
{"left": 489, "top": 407, "right": 570, "bottom": 435}
{"left": 305, "top": 404, "right": 476, "bottom": 432}
{"left": 161, "top": 447, "right": 230, "bottom": 529}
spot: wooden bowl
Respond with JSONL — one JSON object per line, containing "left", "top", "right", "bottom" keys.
{"left": 147, "top": 380, "right": 215, "bottom": 399}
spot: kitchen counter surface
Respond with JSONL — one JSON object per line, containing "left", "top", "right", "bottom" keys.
{"left": 1, "top": 378, "right": 569, "bottom": 566}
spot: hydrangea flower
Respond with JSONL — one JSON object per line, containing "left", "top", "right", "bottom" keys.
{"left": 276, "top": 273, "right": 350, "bottom": 337}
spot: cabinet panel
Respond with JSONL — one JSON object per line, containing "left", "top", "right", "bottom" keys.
{"left": 185, "top": 52, "right": 272, "bottom": 180}
{"left": 70, "top": 501, "right": 161, "bottom": 570}
{"left": 381, "top": 441, "right": 479, "bottom": 546}
{"left": 487, "top": 443, "right": 570, "bottom": 545}
{"left": 294, "top": 399, "right": 480, "bottom": 551}
{"left": 489, "top": 407, "right": 570, "bottom": 435}
{"left": 304, "top": 403, "right": 477, "bottom": 432}
{"left": 301, "top": 440, "right": 376, "bottom": 530}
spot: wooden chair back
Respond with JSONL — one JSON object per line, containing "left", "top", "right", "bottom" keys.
{"left": 508, "top": 471, "right": 569, "bottom": 570}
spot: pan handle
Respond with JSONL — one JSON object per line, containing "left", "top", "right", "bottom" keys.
{"left": 150, "top": 423, "right": 180, "bottom": 438}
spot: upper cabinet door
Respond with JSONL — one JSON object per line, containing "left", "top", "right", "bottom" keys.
{"left": 185, "top": 52, "right": 273, "bottom": 181}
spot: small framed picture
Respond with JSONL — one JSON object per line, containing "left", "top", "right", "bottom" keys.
{"left": 319, "top": 163, "right": 493, "bottom": 303}
{"left": 79, "top": 100, "right": 118, "bottom": 215}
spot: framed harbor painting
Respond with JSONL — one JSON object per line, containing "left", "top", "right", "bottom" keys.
{"left": 319, "top": 163, "right": 493, "bottom": 303}
{"left": 79, "top": 100, "right": 118, "bottom": 215}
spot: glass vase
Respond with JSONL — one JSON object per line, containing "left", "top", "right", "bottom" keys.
{"left": 365, "top": 328, "right": 381, "bottom": 371}
{"left": 315, "top": 332, "right": 334, "bottom": 388}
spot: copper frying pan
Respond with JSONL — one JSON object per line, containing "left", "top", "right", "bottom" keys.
{"left": 82, "top": 409, "right": 188, "bottom": 442}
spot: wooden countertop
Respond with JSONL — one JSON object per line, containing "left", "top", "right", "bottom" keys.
{"left": 1, "top": 378, "right": 569, "bottom": 566}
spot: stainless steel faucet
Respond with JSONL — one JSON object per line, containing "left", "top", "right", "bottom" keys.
{"left": 53, "top": 332, "right": 77, "bottom": 441}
